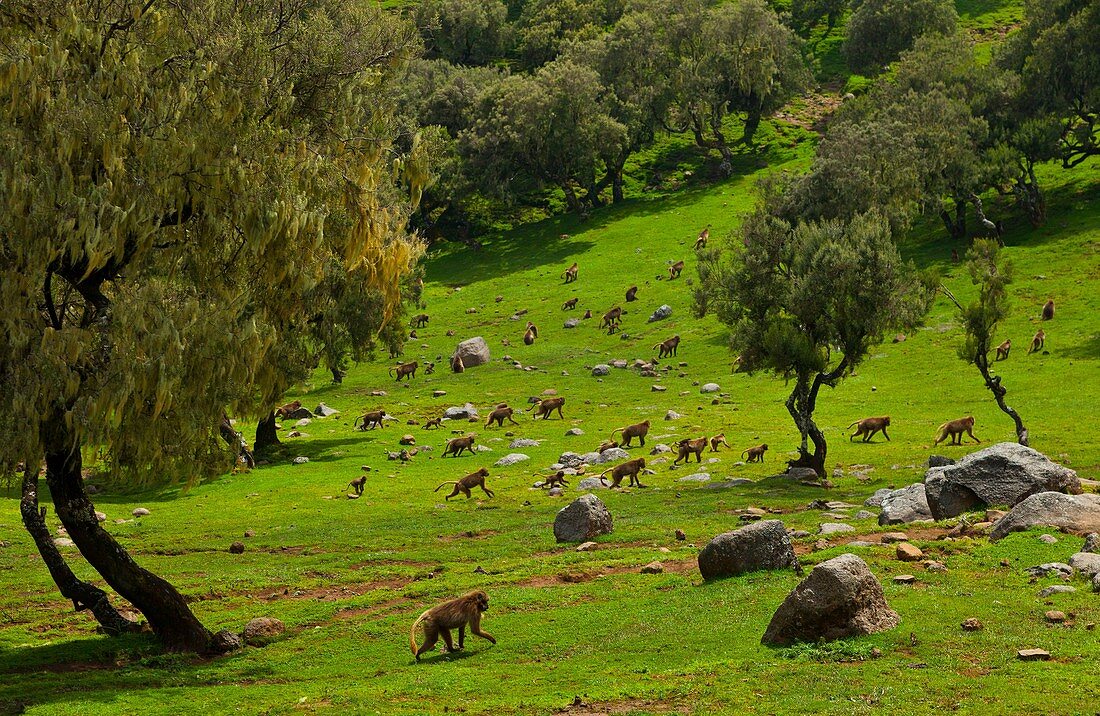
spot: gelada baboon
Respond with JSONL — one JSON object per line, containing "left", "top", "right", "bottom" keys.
{"left": 410, "top": 590, "right": 496, "bottom": 661}
{"left": 451, "top": 354, "right": 465, "bottom": 373}
{"left": 443, "top": 434, "right": 477, "bottom": 457}
{"left": 625, "top": 285, "right": 638, "bottom": 303}
{"left": 611, "top": 420, "right": 650, "bottom": 448}
{"left": 435, "top": 467, "right": 493, "bottom": 500}
{"left": 346, "top": 476, "right": 366, "bottom": 495}
{"left": 933, "top": 416, "right": 980, "bottom": 446}
{"left": 653, "top": 335, "right": 680, "bottom": 359}
{"left": 668, "top": 260, "right": 685, "bottom": 279}
{"left": 535, "top": 471, "right": 570, "bottom": 488}
{"left": 411, "top": 314, "right": 429, "bottom": 328}
{"left": 523, "top": 323, "right": 538, "bottom": 345}
{"left": 529, "top": 397, "right": 566, "bottom": 420}
{"left": 695, "top": 225, "right": 710, "bottom": 250}
{"left": 847, "top": 416, "right": 891, "bottom": 442}
{"left": 1041, "top": 299, "right": 1055, "bottom": 321}
{"left": 1029, "top": 329, "right": 1045, "bottom": 354}
{"left": 485, "top": 405, "right": 519, "bottom": 428}
{"left": 741, "top": 444, "right": 768, "bottom": 463}
{"left": 354, "top": 409, "right": 387, "bottom": 431}
{"left": 599, "top": 307, "right": 623, "bottom": 330}
{"left": 599, "top": 457, "right": 648, "bottom": 488}
{"left": 596, "top": 439, "right": 619, "bottom": 453}
{"left": 673, "top": 437, "right": 707, "bottom": 465}
{"left": 709, "top": 433, "right": 729, "bottom": 452}
{"left": 995, "top": 339, "right": 1011, "bottom": 361}
{"left": 275, "top": 400, "right": 302, "bottom": 419}
{"left": 390, "top": 361, "right": 418, "bottom": 381}
{"left": 562, "top": 297, "right": 579, "bottom": 310}
{"left": 583, "top": 309, "right": 592, "bottom": 319}
{"left": 423, "top": 417, "right": 443, "bottom": 429}
{"left": 562, "top": 262, "right": 578, "bottom": 283}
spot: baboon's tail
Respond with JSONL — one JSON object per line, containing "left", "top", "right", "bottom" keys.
{"left": 410, "top": 610, "right": 430, "bottom": 657}
{"left": 741, "top": 450, "right": 749, "bottom": 459}
{"left": 846, "top": 420, "right": 859, "bottom": 429}
{"left": 388, "top": 366, "right": 396, "bottom": 377}
{"left": 434, "top": 481, "right": 457, "bottom": 492}
{"left": 610, "top": 428, "right": 624, "bottom": 439}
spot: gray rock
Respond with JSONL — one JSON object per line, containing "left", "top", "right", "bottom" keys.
{"left": 610, "top": 359, "right": 629, "bottom": 369}
{"left": 453, "top": 336, "right": 491, "bottom": 368}
{"left": 704, "top": 479, "right": 756, "bottom": 489}
{"left": 1094, "top": 573, "right": 1100, "bottom": 593}
{"left": 444, "top": 403, "right": 478, "bottom": 420}
{"left": 1038, "top": 585, "right": 1076, "bottom": 597}
{"left": 433, "top": 390, "right": 447, "bottom": 397}
{"left": 819, "top": 523, "right": 855, "bottom": 535}
{"left": 853, "top": 510, "right": 876, "bottom": 520}
{"left": 785, "top": 467, "right": 820, "bottom": 481}
{"left": 877, "top": 484, "right": 932, "bottom": 526}
{"left": 548, "top": 487, "right": 564, "bottom": 496}
{"left": 211, "top": 629, "right": 243, "bottom": 653}
{"left": 494, "top": 453, "right": 530, "bottom": 467}
{"left": 592, "top": 364, "right": 611, "bottom": 377}
{"left": 285, "top": 407, "right": 314, "bottom": 420}
{"left": 650, "top": 444, "right": 671, "bottom": 454}
{"left": 1083, "top": 533, "right": 1099, "bottom": 553}
{"left": 474, "top": 445, "right": 492, "bottom": 453}
{"left": 579, "top": 451, "right": 603, "bottom": 464}
{"left": 1026, "top": 563, "right": 1073, "bottom": 578}
{"left": 924, "top": 443, "right": 1080, "bottom": 520}
{"left": 761, "top": 553, "right": 900, "bottom": 646}
{"left": 564, "top": 318, "right": 580, "bottom": 329}
{"left": 1069, "top": 552, "right": 1100, "bottom": 578}
{"left": 847, "top": 541, "right": 877, "bottom": 548}
{"left": 133, "top": 507, "right": 151, "bottom": 517}
{"left": 558, "top": 452, "right": 585, "bottom": 468}
{"left": 927, "top": 455, "right": 955, "bottom": 468}
{"left": 990, "top": 492, "right": 1100, "bottom": 541}
{"left": 554, "top": 494, "right": 613, "bottom": 543}
{"left": 566, "top": 428, "right": 584, "bottom": 436}
{"left": 595, "top": 447, "right": 630, "bottom": 464}
{"left": 53, "top": 537, "right": 75, "bottom": 548}
{"left": 678, "top": 473, "right": 711, "bottom": 482}
{"left": 241, "top": 617, "right": 286, "bottom": 645}
{"left": 1039, "top": 534, "right": 1058, "bottom": 544}
{"left": 508, "top": 439, "right": 541, "bottom": 449}
{"left": 698, "top": 520, "right": 800, "bottom": 581}
{"left": 577, "top": 477, "right": 608, "bottom": 490}
{"left": 95, "top": 511, "right": 107, "bottom": 522}
{"left": 314, "top": 403, "right": 339, "bottom": 417}
{"left": 291, "top": 456, "right": 309, "bottom": 465}
{"left": 700, "top": 383, "right": 720, "bottom": 393}
{"left": 648, "top": 305, "right": 672, "bottom": 322}
{"left": 664, "top": 410, "right": 681, "bottom": 420}
{"left": 789, "top": 530, "right": 811, "bottom": 539}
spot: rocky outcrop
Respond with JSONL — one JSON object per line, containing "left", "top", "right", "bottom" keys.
{"left": 697, "top": 520, "right": 799, "bottom": 581}
{"left": 989, "top": 492, "right": 1100, "bottom": 541}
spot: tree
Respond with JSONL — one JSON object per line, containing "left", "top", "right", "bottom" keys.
{"left": 669, "top": 0, "right": 810, "bottom": 161}
{"left": 844, "top": 0, "right": 957, "bottom": 75}
{"left": 703, "top": 210, "right": 933, "bottom": 478}
{"left": 512, "top": 0, "right": 625, "bottom": 70}
{"left": 414, "top": 0, "right": 510, "bottom": 66}
{"left": 0, "top": 0, "right": 422, "bottom": 652}
{"left": 941, "top": 240, "right": 1029, "bottom": 445}
{"left": 789, "top": 0, "right": 848, "bottom": 46}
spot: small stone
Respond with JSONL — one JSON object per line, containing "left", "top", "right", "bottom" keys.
{"left": 433, "top": 390, "right": 447, "bottom": 397}
{"left": 819, "top": 523, "right": 855, "bottom": 535}
{"left": 880, "top": 532, "right": 908, "bottom": 543}
{"left": 923, "top": 560, "right": 947, "bottom": 572}
{"left": 591, "top": 364, "right": 611, "bottom": 376}
{"left": 1083, "top": 533, "right": 1100, "bottom": 553}
{"left": 894, "top": 575, "right": 916, "bottom": 585}
{"left": 229, "top": 542, "right": 245, "bottom": 554}
{"left": 652, "top": 385, "right": 667, "bottom": 392}
{"left": 853, "top": 510, "right": 875, "bottom": 520}
{"left": 789, "top": 530, "right": 811, "bottom": 539}
{"left": 675, "top": 529, "right": 687, "bottom": 541}
{"left": 566, "top": 428, "right": 584, "bottom": 436}
{"left": 292, "top": 456, "right": 309, "bottom": 465}
{"left": 1046, "top": 610, "right": 1066, "bottom": 623}
{"left": 1017, "top": 649, "right": 1050, "bottom": 661}
{"left": 1039, "top": 534, "right": 1058, "bottom": 544}
{"left": 95, "top": 511, "right": 107, "bottom": 522}
{"left": 241, "top": 617, "right": 286, "bottom": 645}
{"left": 132, "top": 507, "right": 151, "bottom": 517}
{"left": 640, "top": 561, "right": 664, "bottom": 574}
{"left": 576, "top": 541, "right": 598, "bottom": 552}
{"left": 664, "top": 410, "right": 681, "bottom": 420}
{"left": 244, "top": 530, "right": 256, "bottom": 538}
{"left": 700, "top": 383, "right": 720, "bottom": 393}
{"left": 961, "top": 618, "right": 983, "bottom": 631}
{"left": 896, "top": 543, "right": 923, "bottom": 561}
{"left": 1039, "top": 585, "right": 1076, "bottom": 597}
{"left": 548, "top": 487, "right": 564, "bottom": 496}
{"left": 399, "top": 434, "right": 416, "bottom": 446}
{"left": 53, "top": 537, "right": 75, "bottom": 548}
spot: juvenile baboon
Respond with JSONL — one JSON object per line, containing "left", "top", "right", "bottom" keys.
{"left": 529, "top": 397, "right": 566, "bottom": 420}
{"left": 1041, "top": 299, "right": 1055, "bottom": 321}
{"left": 933, "top": 416, "right": 980, "bottom": 446}
{"left": 709, "top": 433, "right": 730, "bottom": 452}
{"left": 411, "top": 314, "right": 430, "bottom": 328}
{"left": 562, "top": 297, "right": 579, "bottom": 310}
{"left": 847, "top": 416, "right": 891, "bottom": 443}
{"left": 409, "top": 330, "right": 418, "bottom": 340}
{"left": 668, "top": 260, "right": 685, "bottom": 279}
{"left": 485, "top": 405, "right": 519, "bottom": 428}
{"left": 695, "top": 225, "right": 710, "bottom": 250}
{"left": 275, "top": 400, "right": 302, "bottom": 419}
{"left": 435, "top": 467, "right": 493, "bottom": 500}
{"left": 995, "top": 339, "right": 1011, "bottom": 361}
{"left": 599, "top": 307, "right": 623, "bottom": 330}
{"left": 1029, "top": 329, "right": 1045, "bottom": 354}
{"left": 355, "top": 410, "right": 387, "bottom": 431}
{"left": 741, "top": 444, "right": 768, "bottom": 463}
{"left": 562, "top": 262, "right": 578, "bottom": 283}
{"left": 451, "top": 354, "right": 465, "bottom": 373}
{"left": 653, "top": 335, "right": 680, "bottom": 359}
{"left": 596, "top": 439, "right": 619, "bottom": 454}
{"left": 443, "top": 434, "right": 478, "bottom": 457}
{"left": 390, "top": 361, "right": 418, "bottom": 381}
{"left": 599, "top": 457, "right": 648, "bottom": 488}
{"left": 424, "top": 362, "right": 436, "bottom": 375}
{"left": 611, "top": 420, "right": 650, "bottom": 448}
{"left": 346, "top": 476, "right": 366, "bottom": 495}
{"left": 410, "top": 590, "right": 496, "bottom": 661}
{"left": 625, "top": 285, "right": 638, "bottom": 303}
{"left": 673, "top": 437, "right": 707, "bottom": 465}
{"left": 423, "top": 417, "right": 443, "bottom": 429}
{"left": 535, "top": 471, "right": 570, "bottom": 489}
{"left": 523, "top": 322, "right": 538, "bottom": 345}
{"left": 583, "top": 309, "right": 592, "bottom": 319}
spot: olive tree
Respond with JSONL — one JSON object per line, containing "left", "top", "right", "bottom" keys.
{"left": 414, "top": 0, "right": 510, "bottom": 66}
{"left": 844, "top": 0, "right": 957, "bottom": 75}
{"left": 704, "top": 210, "right": 933, "bottom": 478}
{"left": 0, "top": 0, "right": 422, "bottom": 652}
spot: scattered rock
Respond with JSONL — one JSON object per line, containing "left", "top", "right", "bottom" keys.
{"left": 548, "top": 487, "right": 564, "bottom": 496}
{"left": 133, "top": 507, "right": 151, "bottom": 517}
{"left": 761, "top": 554, "right": 900, "bottom": 646}
{"left": 648, "top": 305, "right": 672, "bottom": 322}
{"left": 509, "top": 439, "right": 541, "bottom": 448}
{"left": 554, "top": 494, "right": 613, "bottom": 543}
{"left": 242, "top": 617, "right": 286, "bottom": 645}
{"left": 1017, "top": 648, "right": 1051, "bottom": 661}
{"left": 444, "top": 404, "right": 479, "bottom": 420}
{"left": 433, "top": 390, "right": 447, "bottom": 397}
{"left": 865, "top": 489, "right": 892, "bottom": 507}
{"left": 565, "top": 428, "right": 584, "bottom": 436}
{"left": 847, "top": 541, "right": 876, "bottom": 548}
{"left": 698, "top": 520, "right": 800, "bottom": 581}
{"left": 591, "top": 364, "right": 611, "bottom": 377}
{"left": 564, "top": 318, "right": 579, "bottom": 328}
{"left": 1083, "top": 533, "right": 1099, "bottom": 553}
{"left": 399, "top": 434, "right": 416, "bottom": 446}
{"left": 244, "top": 530, "right": 255, "bottom": 538}
{"left": 94, "top": 511, "right": 107, "bottom": 522}
{"left": 212, "top": 629, "right": 243, "bottom": 652}
{"left": 640, "top": 562, "right": 664, "bottom": 574}
{"left": 53, "top": 537, "right": 75, "bottom": 548}
{"left": 704, "top": 479, "right": 756, "bottom": 489}
{"left": 610, "top": 360, "right": 629, "bottom": 369}
{"left": 678, "top": 472, "right": 710, "bottom": 483}
{"left": 291, "top": 456, "right": 309, "bottom": 465}
{"left": 652, "top": 385, "right": 667, "bottom": 392}
{"left": 1039, "top": 585, "right": 1076, "bottom": 597}
{"left": 664, "top": 410, "right": 681, "bottom": 421}
{"left": 293, "top": 418, "right": 311, "bottom": 428}
{"left": 961, "top": 618, "right": 983, "bottom": 631}
{"left": 853, "top": 510, "right": 876, "bottom": 520}
{"left": 229, "top": 542, "right": 245, "bottom": 554}
{"left": 314, "top": 403, "right": 339, "bottom": 417}
{"left": 789, "top": 530, "right": 811, "bottom": 539}
{"left": 453, "top": 337, "right": 491, "bottom": 368}
{"left": 675, "top": 529, "right": 687, "bottom": 541}
{"left": 877, "top": 484, "right": 932, "bottom": 525}
{"left": 924, "top": 443, "right": 1080, "bottom": 520}
{"left": 923, "top": 560, "right": 947, "bottom": 572}
{"left": 1039, "top": 534, "right": 1058, "bottom": 544}
{"left": 595, "top": 447, "right": 630, "bottom": 464}
{"left": 1026, "top": 563, "right": 1073, "bottom": 578}
{"left": 700, "top": 383, "right": 720, "bottom": 393}
{"left": 494, "top": 453, "right": 530, "bottom": 467}
{"left": 650, "top": 444, "right": 671, "bottom": 454}
{"left": 1068, "top": 552, "right": 1100, "bottom": 578}
{"left": 576, "top": 541, "right": 597, "bottom": 552}
{"left": 896, "top": 543, "right": 923, "bottom": 562}
{"left": 819, "top": 523, "right": 855, "bottom": 535}
{"left": 894, "top": 575, "right": 916, "bottom": 585}
{"left": 285, "top": 407, "right": 314, "bottom": 419}
{"left": 880, "top": 532, "right": 909, "bottom": 543}
{"left": 927, "top": 455, "right": 955, "bottom": 468}
{"left": 990, "top": 492, "right": 1100, "bottom": 541}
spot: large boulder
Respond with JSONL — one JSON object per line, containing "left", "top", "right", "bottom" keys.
{"left": 452, "top": 337, "right": 491, "bottom": 368}
{"left": 990, "top": 492, "right": 1100, "bottom": 541}
{"left": 647, "top": 305, "right": 672, "bottom": 323}
{"left": 698, "top": 520, "right": 799, "bottom": 581}
{"left": 924, "top": 443, "right": 1080, "bottom": 520}
{"left": 877, "top": 484, "right": 933, "bottom": 526}
{"left": 554, "top": 494, "right": 613, "bottom": 542}
{"left": 761, "top": 554, "right": 900, "bottom": 646}
{"left": 594, "top": 447, "right": 630, "bottom": 464}
{"left": 1069, "top": 552, "right": 1100, "bottom": 578}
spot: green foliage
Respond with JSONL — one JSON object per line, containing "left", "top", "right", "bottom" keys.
{"left": 414, "top": 0, "right": 510, "bottom": 65}
{"left": 789, "top": 0, "right": 849, "bottom": 39}
{"left": 844, "top": 0, "right": 958, "bottom": 74}
{"left": 512, "top": 0, "right": 625, "bottom": 69}
{"left": 957, "top": 239, "right": 1012, "bottom": 362}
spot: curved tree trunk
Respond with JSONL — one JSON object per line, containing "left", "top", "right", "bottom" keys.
{"left": 976, "top": 354, "right": 1029, "bottom": 446}
{"left": 41, "top": 422, "right": 216, "bottom": 653}
{"left": 20, "top": 467, "right": 142, "bottom": 636}
{"left": 255, "top": 411, "right": 280, "bottom": 452}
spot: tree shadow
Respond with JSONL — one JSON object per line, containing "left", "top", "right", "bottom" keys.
{"left": 1059, "top": 332, "right": 1100, "bottom": 360}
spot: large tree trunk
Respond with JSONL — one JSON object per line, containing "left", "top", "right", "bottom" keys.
{"left": 940, "top": 199, "right": 967, "bottom": 240}
{"left": 976, "top": 354, "right": 1029, "bottom": 446}
{"left": 255, "top": 411, "right": 280, "bottom": 452}
{"left": 42, "top": 423, "right": 217, "bottom": 653}
{"left": 561, "top": 183, "right": 584, "bottom": 215}
{"left": 783, "top": 375, "right": 827, "bottom": 479}
{"left": 742, "top": 109, "right": 762, "bottom": 145}
{"left": 1013, "top": 161, "right": 1046, "bottom": 227}
{"left": 20, "top": 467, "right": 142, "bottom": 636}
